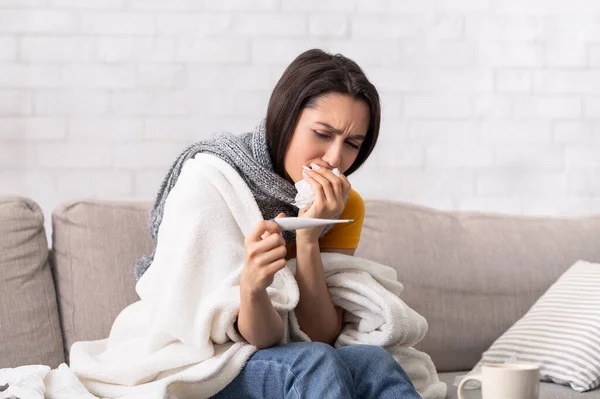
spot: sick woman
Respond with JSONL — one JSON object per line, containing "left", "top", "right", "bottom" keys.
{"left": 133, "top": 48, "right": 422, "bottom": 399}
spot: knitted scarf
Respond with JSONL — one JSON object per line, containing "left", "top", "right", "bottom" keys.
{"left": 134, "top": 119, "right": 334, "bottom": 280}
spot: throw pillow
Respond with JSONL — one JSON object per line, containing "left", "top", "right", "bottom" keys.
{"left": 472, "top": 260, "right": 600, "bottom": 392}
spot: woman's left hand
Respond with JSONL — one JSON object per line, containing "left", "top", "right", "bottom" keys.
{"left": 297, "top": 164, "right": 351, "bottom": 241}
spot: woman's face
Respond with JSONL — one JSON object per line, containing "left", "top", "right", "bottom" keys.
{"left": 284, "top": 93, "right": 370, "bottom": 183}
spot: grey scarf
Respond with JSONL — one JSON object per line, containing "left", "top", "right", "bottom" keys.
{"left": 134, "top": 120, "right": 334, "bottom": 280}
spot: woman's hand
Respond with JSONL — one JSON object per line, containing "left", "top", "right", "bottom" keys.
{"left": 241, "top": 214, "right": 287, "bottom": 296}
{"left": 238, "top": 214, "right": 287, "bottom": 348}
{"left": 297, "top": 164, "right": 351, "bottom": 241}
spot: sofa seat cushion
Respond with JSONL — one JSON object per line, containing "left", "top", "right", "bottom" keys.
{"left": 439, "top": 371, "right": 600, "bottom": 399}
{"left": 0, "top": 196, "right": 64, "bottom": 368}
{"left": 51, "top": 199, "right": 153, "bottom": 359}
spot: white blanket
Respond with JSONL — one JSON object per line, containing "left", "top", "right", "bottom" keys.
{"left": 47, "top": 153, "right": 446, "bottom": 399}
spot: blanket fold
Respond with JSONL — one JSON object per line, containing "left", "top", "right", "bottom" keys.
{"left": 55, "top": 153, "right": 446, "bottom": 399}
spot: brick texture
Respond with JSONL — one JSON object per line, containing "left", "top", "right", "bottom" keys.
{"left": 1, "top": 0, "right": 600, "bottom": 230}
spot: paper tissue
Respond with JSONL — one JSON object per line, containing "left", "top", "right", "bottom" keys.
{"left": 292, "top": 166, "right": 340, "bottom": 209}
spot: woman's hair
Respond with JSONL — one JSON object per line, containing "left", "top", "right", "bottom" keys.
{"left": 266, "top": 48, "right": 381, "bottom": 182}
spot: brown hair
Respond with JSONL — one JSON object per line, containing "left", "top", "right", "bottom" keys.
{"left": 266, "top": 48, "right": 381, "bottom": 182}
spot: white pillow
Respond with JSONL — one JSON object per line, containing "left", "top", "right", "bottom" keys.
{"left": 472, "top": 260, "right": 600, "bottom": 392}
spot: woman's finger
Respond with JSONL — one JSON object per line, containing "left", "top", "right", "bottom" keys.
{"left": 257, "top": 245, "right": 287, "bottom": 267}
{"left": 323, "top": 169, "right": 344, "bottom": 202}
{"left": 247, "top": 220, "right": 281, "bottom": 244}
{"left": 312, "top": 166, "right": 344, "bottom": 201}
{"left": 257, "top": 232, "right": 285, "bottom": 252}
{"left": 338, "top": 173, "right": 352, "bottom": 200}
{"left": 303, "top": 170, "right": 326, "bottom": 205}
{"left": 304, "top": 169, "right": 335, "bottom": 205}
{"left": 311, "top": 165, "right": 345, "bottom": 201}
{"left": 264, "top": 258, "right": 287, "bottom": 276}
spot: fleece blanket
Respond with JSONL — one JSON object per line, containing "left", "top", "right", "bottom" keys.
{"left": 37, "top": 153, "right": 445, "bottom": 399}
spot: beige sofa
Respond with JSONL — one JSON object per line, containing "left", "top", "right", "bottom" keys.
{"left": 1, "top": 195, "right": 600, "bottom": 399}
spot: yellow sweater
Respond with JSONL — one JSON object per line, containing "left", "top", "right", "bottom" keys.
{"left": 285, "top": 189, "right": 365, "bottom": 259}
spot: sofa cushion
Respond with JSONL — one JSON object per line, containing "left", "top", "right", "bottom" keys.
{"left": 439, "top": 371, "right": 600, "bottom": 399}
{"left": 0, "top": 196, "right": 65, "bottom": 368}
{"left": 355, "top": 200, "right": 600, "bottom": 372}
{"left": 51, "top": 199, "right": 152, "bottom": 360}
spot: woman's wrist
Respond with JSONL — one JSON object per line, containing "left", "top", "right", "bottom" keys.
{"left": 240, "top": 281, "right": 268, "bottom": 301}
{"left": 295, "top": 229, "right": 321, "bottom": 245}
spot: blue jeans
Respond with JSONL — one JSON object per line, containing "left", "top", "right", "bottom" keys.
{"left": 212, "top": 342, "right": 421, "bottom": 399}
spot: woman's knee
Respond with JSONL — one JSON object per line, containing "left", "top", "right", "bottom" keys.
{"left": 306, "top": 342, "right": 338, "bottom": 357}
{"left": 338, "top": 345, "right": 405, "bottom": 374}
{"left": 337, "top": 345, "right": 420, "bottom": 398}
{"left": 338, "top": 344, "right": 393, "bottom": 362}
{"left": 253, "top": 342, "right": 341, "bottom": 369}
{"left": 270, "top": 343, "right": 353, "bottom": 396}
{"left": 289, "top": 342, "right": 340, "bottom": 366}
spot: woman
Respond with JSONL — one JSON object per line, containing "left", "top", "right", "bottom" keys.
{"left": 137, "top": 49, "right": 421, "bottom": 399}
{"left": 216, "top": 49, "right": 420, "bottom": 399}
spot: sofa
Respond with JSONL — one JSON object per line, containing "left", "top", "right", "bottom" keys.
{"left": 1, "top": 195, "right": 599, "bottom": 399}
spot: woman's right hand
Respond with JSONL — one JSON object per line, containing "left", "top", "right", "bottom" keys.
{"left": 241, "top": 214, "right": 287, "bottom": 296}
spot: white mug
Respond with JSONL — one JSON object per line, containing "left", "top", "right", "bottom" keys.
{"left": 458, "top": 363, "right": 540, "bottom": 399}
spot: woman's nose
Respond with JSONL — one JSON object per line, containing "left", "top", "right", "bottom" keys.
{"left": 323, "top": 145, "right": 342, "bottom": 168}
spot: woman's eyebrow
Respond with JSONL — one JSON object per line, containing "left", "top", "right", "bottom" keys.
{"left": 315, "top": 122, "right": 366, "bottom": 140}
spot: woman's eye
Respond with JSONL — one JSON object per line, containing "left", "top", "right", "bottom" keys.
{"left": 314, "top": 130, "right": 360, "bottom": 150}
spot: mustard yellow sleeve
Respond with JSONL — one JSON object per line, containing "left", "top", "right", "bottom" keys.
{"left": 319, "top": 189, "right": 365, "bottom": 249}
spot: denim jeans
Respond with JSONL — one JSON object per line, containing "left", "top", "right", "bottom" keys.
{"left": 212, "top": 342, "right": 422, "bottom": 399}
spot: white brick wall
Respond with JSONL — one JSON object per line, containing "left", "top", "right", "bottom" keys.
{"left": 2, "top": 0, "right": 600, "bottom": 237}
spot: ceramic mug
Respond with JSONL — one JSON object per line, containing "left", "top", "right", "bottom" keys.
{"left": 458, "top": 363, "right": 540, "bottom": 399}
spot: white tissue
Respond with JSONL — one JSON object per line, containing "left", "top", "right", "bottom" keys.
{"left": 0, "top": 365, "right": 50, "bottom": 399}
{"left": 291, "top": 179, "right": 313, "bottom": 209}
{"left": 291, "top": 167, "right": 340, "bottom": 209}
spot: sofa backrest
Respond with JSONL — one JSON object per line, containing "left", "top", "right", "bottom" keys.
{"left": 49, "top": 198, "right": 600, "bottom": 371}
{"left": 0, "top": 197, "right": 64, "bottom": 368}
{"left": 355, "top": 200, "right": 600, "bottom": 371}
{"left": 51, "top": 199, "right": 152, "bottom": 361}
